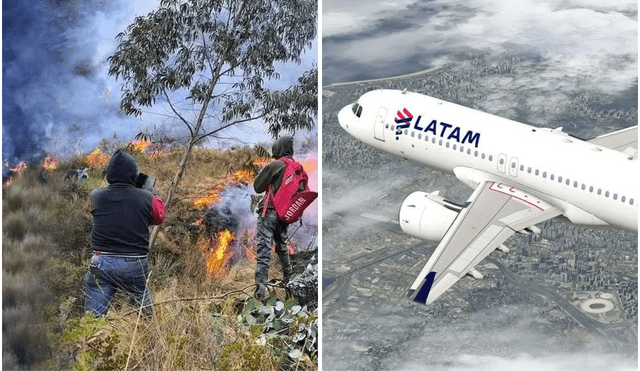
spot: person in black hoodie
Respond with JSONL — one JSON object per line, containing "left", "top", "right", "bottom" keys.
{"left": 83, "top": 149, "right": 165, "bottom": 316}
{"left": 253, "top": 136, "right": 295, "bottom": 300}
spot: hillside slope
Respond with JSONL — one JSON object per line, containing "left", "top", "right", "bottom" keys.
{"left": 2, "top": 142, "right": 318, "bottom": 370}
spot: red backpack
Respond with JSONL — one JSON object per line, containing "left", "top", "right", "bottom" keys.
{"left": 262, "top": 157, "right": 318, "bottom": 223}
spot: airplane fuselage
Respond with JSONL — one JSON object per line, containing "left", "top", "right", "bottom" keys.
{"left": 339, "top": 89, "right": 638, "bottom": 233}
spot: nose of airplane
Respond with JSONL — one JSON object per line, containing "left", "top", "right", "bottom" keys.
{"left": 338, "top": 104, "right": 351, "bottom": 132}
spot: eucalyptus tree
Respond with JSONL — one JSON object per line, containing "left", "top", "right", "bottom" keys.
{"left": 108, "top": 0, "right": 317, "bottom": 246}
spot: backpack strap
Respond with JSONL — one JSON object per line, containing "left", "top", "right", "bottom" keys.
{"left": 261, "top": 185, "right": 274, "bottom": 218}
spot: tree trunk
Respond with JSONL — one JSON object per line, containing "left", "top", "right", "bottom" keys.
{"left": 148, "top": 86, "right": 215, "bottom": 249}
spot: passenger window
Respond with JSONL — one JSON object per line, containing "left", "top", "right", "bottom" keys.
{"left": 558, "top": 176, "right": 563, "bottom": 182}
{"left": 581, "top": 184, "right": 585, "bottom": 190}
{"left": 411, "top": 131, "right": 415, "bottom": 137}
{"left": 467, "top": 149, "right": 471, "bottom": 155}
{"left": 404, "top": 129, "right": 408, "bottom": 135}
{"left": 597, "top": 189, "right": 602, "bottom": 195}
{"left": 622, "top": 196, "right": 626, "bottom": 202}
{"left": 475, "top": 151, "right": 479, "bottom": 157}
{"left": 446, "top": 142, "right": 450, "bottom": 148}
{"left": 432, "top": 138, "right": 436, "bottom": 144}
{"left": 566, "top": 179, "right": 570, "bottom": 185}
{"left": 542, "top": 171, "right": 547, "bottom": 178}
{"left": 391, "top": 125, "right": 395, "bottom": 131}
{"left": 482, "top": 153, "right": 486, "bottom": 159}
{"left": 439, "top": 140, "right": 443, "bottom": 146}
{"left": 550, "top": 174, "right": 554, "bottom": 180}
{"left": 573, "top": 181, "right": 577, "bottom": 187}
{"left": 418, "top": 133, "right": 422, "bottom": 139}
{"left": 589, "top": 186, "right": 593, "bottom": 192}
{"left": 520, "top": 165, "right": 524, "bottom": 171}
{"left": 489, "top": 155, "right": 493, "bottom": 161}
{"left": 535, "top": 169, "right": 539, "bottom": 176}
{"left": 630, "top": 198, "right": 634, "bottom": 205}
{"left": 605, "top": 191, "right": 609, "bottom": 197}
{"left": 527, "top": 167, "right": 532, "bottom": 173}
{"left": 500, "top": 158, "right": 505, "bottom": 165}
{"left": 460, "top": 147, "right": 464, "bottom": 153}
{"left": 613, "top": 193, "right": 618, "bottom": 200}
{"left": 452, "top": 144, "right": 456, "bottom": 150}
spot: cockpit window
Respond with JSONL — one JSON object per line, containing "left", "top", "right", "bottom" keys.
{"left": 351, "top": 103, "right": 363, "bottom": 118}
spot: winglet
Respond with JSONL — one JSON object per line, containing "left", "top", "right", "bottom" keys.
{"left": 412, "top": 271, "right": 437, "bottom": 304}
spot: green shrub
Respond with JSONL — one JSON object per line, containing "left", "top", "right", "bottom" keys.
{"left": 45, "top": 257, "right": 86, "bottom": 299}
{"left": 62, "top": 313, "right": 127, "bottom": 371}
{"left": 3, "top": 212, "right": 26, "bottom": 241}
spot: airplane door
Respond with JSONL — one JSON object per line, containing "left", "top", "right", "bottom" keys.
{"left": 374, "top": 107, "right": 387, "bottom": 142}
{"left": 509, "top": 157, "right": 519, "bottom": 177}
{"left": 497, "top": 153, "right": 507, "bottom": 174}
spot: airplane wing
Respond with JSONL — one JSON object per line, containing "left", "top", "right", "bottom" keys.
{"left": 587, "top": 126, "right": 637, "bottom": 159}
{"left": 406, "top": 181, "right": 562, "bottom": 304}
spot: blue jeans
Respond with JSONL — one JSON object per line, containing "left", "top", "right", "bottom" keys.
{"left": 255, "top": 209, "right": 292, "bottom": 285}
{"left": 83, "top": 253, "right": 152, "bottom": 317}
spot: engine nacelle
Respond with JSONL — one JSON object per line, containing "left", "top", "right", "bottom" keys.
{"left": 399, "top": 191, "right": 460, "bottom": 242}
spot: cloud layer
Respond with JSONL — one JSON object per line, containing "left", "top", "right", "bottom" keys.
{"left": 322, "top": 0, "right": 637, "bottom": 87}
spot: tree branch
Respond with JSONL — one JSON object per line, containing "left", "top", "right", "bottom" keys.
{"left": 163, "top": 90, "right": 194, "bottom": 138}
{"left": 196, "top": 113, "right": 266, "bottom": 142}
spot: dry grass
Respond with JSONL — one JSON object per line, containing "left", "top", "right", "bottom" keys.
{"left": 3, "top": 145, "right": 316, "bottom": 370}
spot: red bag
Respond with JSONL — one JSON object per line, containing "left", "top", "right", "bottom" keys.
{"left": 262, "top": 157, "right": 318, "bottom": 223}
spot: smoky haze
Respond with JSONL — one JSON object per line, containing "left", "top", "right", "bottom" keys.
{"left": 2, "top": 0, "right": 160, "bottom": 170}
{"left": 2, "top": 0, "right": 319, "bottom": 176}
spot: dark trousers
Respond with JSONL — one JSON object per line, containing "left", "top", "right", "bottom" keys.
{"left": 84, "top": 253, "right": 152, "bottom": 317}
{"left": 255, "top": 209, "right": 292, "bottom": 285}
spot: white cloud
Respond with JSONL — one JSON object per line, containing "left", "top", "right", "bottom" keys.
{"left": 325, "top": 0, "right": 637, "bottom": 95}
{"left": 401, "top": 353, "right": 637, "bottom": 371}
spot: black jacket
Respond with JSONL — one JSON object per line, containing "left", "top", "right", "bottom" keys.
{"left": 90, "top": 149, "right": 156, "bottom": 255}
{"left": 254, "top": 136, "right": 294, "bottom": 211}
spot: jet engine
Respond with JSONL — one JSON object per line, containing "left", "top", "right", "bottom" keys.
{"left": 399, "top": 191, "right": 461, "bottom": 242}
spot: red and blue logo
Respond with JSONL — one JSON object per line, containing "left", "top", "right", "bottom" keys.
{"left": 391, "top": 106, "right": 481, "bottom": 147}
{"left": 395, "top": 108, "right": 413, "bottom": 128}
{"left": 394, "top": 108, "right": 413, "bottom": 140}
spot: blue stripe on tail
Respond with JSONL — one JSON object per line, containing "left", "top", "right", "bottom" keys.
{"left": 413, "top": 271, "right": 437, "bottom": 304}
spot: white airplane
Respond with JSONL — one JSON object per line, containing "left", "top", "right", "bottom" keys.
{"left": 338, "top": 89, "right": 638, "bottom": 305}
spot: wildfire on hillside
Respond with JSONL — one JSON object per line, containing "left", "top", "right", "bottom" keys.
{"left": 193, "top": 169, "right": 255, "bottom": 210}
{"left": 297, "top": 158, "right": 318, "bottom": 174}
{"left": 4, "top": 162, "right": 28, "bottom": 186}
{"left": 197, "top": 230, "right": 236, "bottom": 277}
{"left": 84, "top": 148, "right": 111, "bottom": 169}
{"left": 252, "top": 157, "right": 271, "bottom": 168}
{"left": 10, "top": 162, "right": 27, "bottom": 174}
{"left": 43, "top": 156, "right": 60, "bottom": 171}
{"left": 130, "top": 139, "right": 152, "bottom": 153}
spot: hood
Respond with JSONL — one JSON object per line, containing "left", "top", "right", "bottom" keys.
{"left": 106, "top": 149, "right": 138, "bottom": 185}
{"left": 272, "top": 136, "right": 294, "bottom": 159}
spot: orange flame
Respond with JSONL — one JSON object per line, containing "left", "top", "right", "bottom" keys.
{"left": 84, "top": 148, "right": 111, "bottom": 168}
{"left": 43, "top": 156, "right": 59, "bottom": 171}
{"left": 130, "top": 140, "right": 151, "bottom": 153}
{"left": 298, "top": 158, "right": 318, "bottom": 174}
{"left": 201, "top": 230, "right": 235, "bottom": 277}
{"left": 252, "top": 157, "right": 271, "bottom": 168}
{"left": 288, "top": 243, "right": 296, "bottom": 255}
{"left": 10, "top": 162, "right": 27, "bottom": 174}
{"left": 4, "top": 178, "right": 12, "bottom": 187}
{"left": 193, "top": 169, "right": 255, "bottom": 210}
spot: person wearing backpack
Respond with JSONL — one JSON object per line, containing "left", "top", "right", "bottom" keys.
{"left": 253, "top": 136, "right": 317, "bottom": 300}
